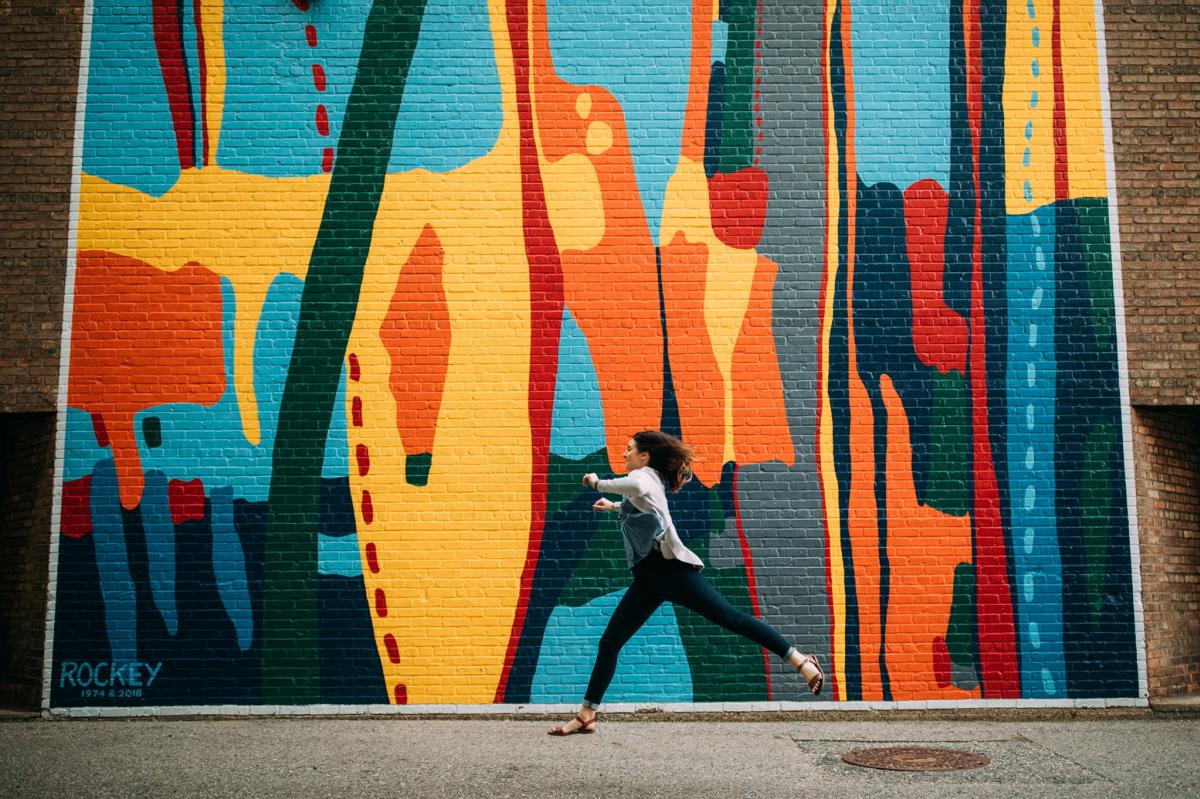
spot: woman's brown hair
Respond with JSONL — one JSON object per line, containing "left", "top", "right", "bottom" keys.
{"left": 632, "top": 430, "right": 694, "bottom": 492}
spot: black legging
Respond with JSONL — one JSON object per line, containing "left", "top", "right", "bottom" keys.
{"left": 583, "top": 548, "right": 793, "bottom": 707}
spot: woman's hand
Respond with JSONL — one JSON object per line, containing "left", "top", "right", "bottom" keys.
{"left": 592, "top": 498, "right": 619, "bottom": 513}
{"left": 581, "top": 472, "right": 600, "bottom": 490}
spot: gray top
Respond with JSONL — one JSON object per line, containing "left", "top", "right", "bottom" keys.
{"left": 596, "top": 467, "right": 704, "bottom": 571}
{"left": 617, "top": 499, "right": 665, "bottom": 569}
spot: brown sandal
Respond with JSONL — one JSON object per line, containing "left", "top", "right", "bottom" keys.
{"left": 548, "top": 714, "right": 597, "bottom": 736}
{"left": 796, "top": 653, "right": 824, "bottom": 695}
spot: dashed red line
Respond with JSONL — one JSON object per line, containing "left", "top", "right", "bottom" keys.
{"left": 348, "top": 354, "right": 401, "bottom": 702}
{"left": 298, "top": 10, "right": 330, "bottom": 172}
{"left": 384, "top": 634, "right": 401, "bottom": 664}
{"left": 361, "top": 488, "right": 374, "bottom": 523}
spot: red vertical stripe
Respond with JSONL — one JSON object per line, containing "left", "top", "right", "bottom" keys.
{"left": 731, "top": 465, "right": 773, "bottom": 700}
{"left": 1050, "top": 0, "right": 1070, "bottom": 201}
{"left": 151, "top": 0, "right": 196, "bottom": 169}
{"left": 193, "top": 0, "right": 209, "bottom": 166}
{"left": 493, "top": 0, "right": 565, "bottom": 703}
{"left": 965, "top": 0, "right": 1019, "bottom": 699}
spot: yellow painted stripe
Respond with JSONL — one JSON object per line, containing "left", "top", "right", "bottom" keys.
{"left": 820, "top": 0, "right": 847, "bottom": 699}
{"left": 1004, "top": 0, "right": 1055, "bottom": 214}
{"left": 348, "top": 0, "right": 531, "bottom": 704}
{"left": 1060, "top": 0, "right": 1108, "bottom": 199}
{"left": 199, "top": 0, "right": 225, "bottom": 165}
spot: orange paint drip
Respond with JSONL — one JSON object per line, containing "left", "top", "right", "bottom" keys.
{"left": 879, "top": 375, "right": 978, "bottom": 701}
{"left": 69, "top": 251, "right": 225, "bottom": 509}
{"left": 529, "top": 0, "right": 663, "bottom": 473}
{"left": 732, "top": 256, "right": 795, "bottom": 466}
{"left": 660, "top": 231, "right": 725, "bottom": 486}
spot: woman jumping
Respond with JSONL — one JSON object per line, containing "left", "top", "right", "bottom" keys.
{"left": 549, "top": 430, "right": 823, "bottom": 736}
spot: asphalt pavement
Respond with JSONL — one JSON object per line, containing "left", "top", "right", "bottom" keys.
{"left": 2, "top": 711, "right": 1198, "bottom": 798}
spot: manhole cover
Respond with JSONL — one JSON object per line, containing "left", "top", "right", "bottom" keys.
{"left": 841, "top": 746, "right": 990, "bottom": 772}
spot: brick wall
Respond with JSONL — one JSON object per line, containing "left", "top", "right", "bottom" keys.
{"left": 1132, "top": 407, "right": 1200, "bottom": 698}
{"left": 1106, "top": 1, "right": 1200, "bottom": 700}
{"left": 0, "top": 1, "right": 81, "bottom": 413}
{"left": 0, "top": 413, "right": 56, "bottom": 709}
{"left": 0, "top": 0, "right": 1196, "bottom": 710}
{"left": 1105, "top": 0, "right": 1200, "bottom": 405}
{"left": 0, "top": 0, "right": 82, "bottom": 710}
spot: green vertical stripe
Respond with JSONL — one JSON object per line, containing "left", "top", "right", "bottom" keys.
{"left": 718, "top": 0, "right": 757, "bottom": 173}
{"left": 262, "top": 0, "right": 429, "bottom": 704}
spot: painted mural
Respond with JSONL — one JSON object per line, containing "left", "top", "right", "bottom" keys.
{"left": 50, "top": 0, "right": 1140, "bottom": 709}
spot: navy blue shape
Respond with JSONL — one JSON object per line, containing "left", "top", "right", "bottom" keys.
{"left": 142, "top": 416, "right": 163, "bottom": 448}
{"left": 125, "top": 500, "right": 264, "bottom": 706}
{"left": 944, "top": 0, "right": 973, "bottom": 320}
{"left": 500, "top": 488, "right": 602, "bottom": 703}
{"left": 828, "top": 4, "right": 861, "bottom": 700}
{"left": 318, "top": 574, "right": 387, "bottom": 704}
{"left": 48, "top": 533, "right": 113, "bottom": 706}
{"left": 704, "top": 63, "right": 726, "bottom": 179}
{"left": 656, "top": 247, "right": 682, "bottom": 439}
{"left": 319, "top": 477, "right": 357, "bottom": 538}
{"left": 717, "top": 461, "right": 737, "bottom": 519}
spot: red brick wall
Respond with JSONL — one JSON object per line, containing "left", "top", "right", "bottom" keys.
{"left": 0, "top": 1, "right": 81, "bottom": 414}
{"left": 1106, "top": 0, "right": 1200, "bottom": 700}
{"left": 1131, "top": 407, "right": 1200, "bottom": 698}
{"left": 1105, "top": 0, "right": 1200, "bottom": 406}
{"left": 0, "top": 1, "right": 82, "bottom": 709}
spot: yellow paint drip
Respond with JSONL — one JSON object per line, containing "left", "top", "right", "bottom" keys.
{"left": 660, "top": 156, "right": 759, "bottom": 469}
{"left": 542, "top": 153, "right": 606, "bottom": 251}
{"left": 77, "top": 168, "right": 330, "bottom": 444}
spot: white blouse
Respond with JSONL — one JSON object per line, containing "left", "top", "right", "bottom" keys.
{"left": 595, "top": 467, "right": 705, "bottom": 570}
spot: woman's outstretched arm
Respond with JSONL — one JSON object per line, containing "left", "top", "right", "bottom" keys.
{"left": 586, "top": 471, "right": 653, "bottom": 497}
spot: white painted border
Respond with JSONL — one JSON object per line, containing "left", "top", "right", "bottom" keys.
{"left": 39, "top": 0, "right": 1152, "bottom": 716}
{"left": 41, "top": 0, "right": 96, "bottom": 713}
{"left": 41, "top": 696, "right": 1150, "bottom": 719}
{"left": 1094, "top": 0, "right": 1149, "bottom": 700}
